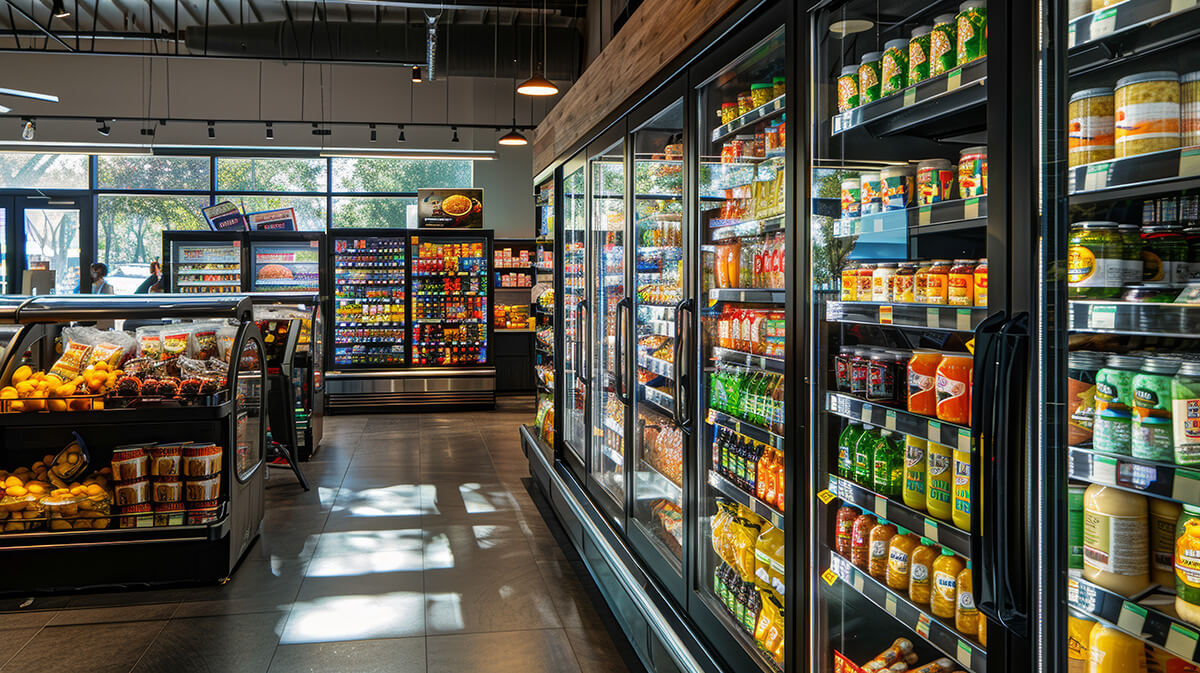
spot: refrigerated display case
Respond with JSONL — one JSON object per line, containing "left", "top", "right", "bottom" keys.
{"left": 1039, "top": 3, "right": 1200, "bottom": 672}
{"left": 163, "top": 231, "right": 245, "bottom": 294}
{"left": 248, "top": 233, "right": 324, "bottom": 293}
{"left": 532, "top": 179, "right": 557, "bottom": 450}
{"left": 562, "top": 154, "right": 588, "bottom": 471}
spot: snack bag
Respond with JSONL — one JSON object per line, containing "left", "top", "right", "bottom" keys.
{"left": 136, "top": 326, "right": 164, "bottom": 360}
{"left": 49, "top": 341, "right": 93, "bottom": 381}
{"left": 217, "top": 324, "right": 239, "bottom": 362}
{"left": 190, "top": 322, "right": 221, "bottom": 361}
{"left": 160, "top": 328, "right": 190, "bottom": 362}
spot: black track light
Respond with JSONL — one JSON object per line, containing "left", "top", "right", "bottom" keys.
{"left": 51, "top": 0, "right": 69, "bottom": 18}
{"left": 411, "top": 66, "right": 422, "bottom": 83}
{"left": 207, "top": 121, "right": 215, "bottom": 139}
{"left": 369, "top": 124, "right": 377, "bottom": 142}
{"left": 96, "top": 119, "right": 110, "bottom": 136}
{"left": 265, "top": 122, "right": 274, "bottom": 140}
{"left": 398, "top": 125, "right": 406, "bottom": 142}
{"left": 451, "top": 126, "right": 460, "bottom": 143}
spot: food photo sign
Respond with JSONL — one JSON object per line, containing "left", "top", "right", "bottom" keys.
{"left": 247, "top": 208, "right": 298, "bottom": 231}
{"left": 202, "top": 201, "right": 248, "bottom": 232}
{"left": 418, "top": 188, "right": 483, "bottom": 228}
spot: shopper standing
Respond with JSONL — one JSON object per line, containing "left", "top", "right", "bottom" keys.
{"left": 91, "top": 263, "right": 114, "bottom": 295}
{"left": 136, "top": 261, "right": 162, "bottom": 294}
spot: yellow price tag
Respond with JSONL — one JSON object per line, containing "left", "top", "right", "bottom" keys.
{"left": 821, "top": 568, "right": 838, "bottom": 586}
{"left": 817, "top": 489, "right": 837, "bottom": 505}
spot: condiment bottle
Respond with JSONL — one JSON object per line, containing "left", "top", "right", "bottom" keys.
{"left": 931, "top": 548, "right": 965, "bottom": 619}
{"left": 952, "top": 446, "right": 973, "bottom": 531}
{"left": 913, "top": 262, "right": 934, "bottom": 304}
{"left": 973, "top": 258, "right": 988, "bottom": 307}
{"left": 894, "top": 263, "right": 918, "bottom": 303}
{"left": 873, "top": 262, "right": 898, "bottom": 302}
{"left": 908, "top": 538, "right": 937, "bottom": 605}
{"left": 955, "top": 560, "right": 979, "bottom": 636}
{"left": 857, "top": 263, "right": 876, "bottom": 299}
{"left": 1176, "top": 504, "right": 1200, "bottom": 627}
{"left": 835, "top": 505, "right": 858, "bottom": 557}
{"left": 850, "top": 513, "right": 878, "bottom": 568}
{"left": 948, "top": 259, "right": 976, "bottom": 306}
{"left": 925, "top": 260, "right": 953, "bottom": 305}
{"left": 1131, "top": 357, "right": 1180, "bottom": 462}
{"left": 903, "top": 436, "right": 928, "bottom": 511}
{"left": 1150, "top": 498, "right": 1182, "bottom": 588}
{"left": 1088, "top": 624, "right": 1149, "bottom": 673}
{"left": 868, "top": 519, "right": 898, "bottom": 580}
{"left": 886, "top": 527, "right": 919, "bottom": 591}
{"left": 1083, "top": 484, "right": 1149, "bottom": 597}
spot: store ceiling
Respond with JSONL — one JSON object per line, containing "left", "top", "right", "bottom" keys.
{"left": 0, "top": 0, "right": 582, "bottom": 78}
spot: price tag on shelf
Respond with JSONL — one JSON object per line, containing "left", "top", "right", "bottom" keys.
{"left": 924, "top": 517, "right": 939, "bottom": 540}
{"left": 918, "top": 205, "right": 932, "bottom": 226}
{"left": 1084, "top": 162, "right": 1110, "bottom": 191}
{"left": 1172, "top": 0, "right": 1198, "bottom": 12}
{"left": 927, "top": 308, "right": 941, "bottom": 329}
{"left": 1091, "top": 7, "right": 1118, "bottom": 37}
{"left": 946, "top": 68, "right": 963, "bottom": 91}
{"left": 1118, "top": 601, "right": 1147, "bottom": 635}
{"left": 1181, "top": 148, "right": 1200, "bottom": 178}
{"left": 964, "top": 197, "right": 980, "bottom": 220}
{"left": 1174, "top": 469, "right": 1200, "bottom": 504}
{"left": 1093, "top": 455, "right": 1118, "bottom": 484}
{"left": 903, "top": 87, "right": 917, "bottom": 108}
{"left": 879, "top": 306, "right": 893, "bottom": 325}
{"left": 861, "top": 405, "right": 872, "bottom": 424}
{"left": 916, "top": 613, "right": 931, "bottom": 638}
{"left": 1067, "top": 20, "right": 1078, "bottom": 48}
{"left": 956, "top": 309, "right": 973, "bottom": 331}
{"left": 874, "top": 495, "right": 888, "bottom": 519}
{"left": 885, "top": 594, "right": 898, "bottom": 615}
{"left": 957, "top": 428, "right": 972, "bottom": 452}
{"left": 828, "top": 301, "right": 845, "bottom": 322}
{"left": 1167, "top": 623, "right": 1200, "bottom": 658}
{"left": 853, "top": 572, "right": 865, "bottom": 592}
{"left": 1088, "top": 304, "right": 1117, "bottom": 330}
{"left": 885, "top": 410, "right": 897, "bottom": 431}
{"left": 821, "top": 568, "right": 839, "bottom": 586}
{"left": 818, "top": 489, "right": 837, "bottom": 505}
{"left": 956, "top": 641, "right": 973, "bottom": 667}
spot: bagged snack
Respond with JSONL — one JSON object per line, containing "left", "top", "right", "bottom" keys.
{"left": 136, "top": 326, "right": 164, "bottom": 360}
{"left": 49, "top": 341, "right": 93, "bottom": 381}
{"left": 160, "top": 328, "right": 190, "bottom": 362}
{"left": 217, "top": 323, "right": 239, "bottom": 362}
{"left": 191, "top": 322, "right": 221, "bottom": 361}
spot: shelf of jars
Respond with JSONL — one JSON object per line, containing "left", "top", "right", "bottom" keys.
{"left": 826, "top": 392, "right": 974, "bottom": 453}
{"left": 830, "top": 58, "right": 987, "bottom": 138}
{"left": 711, "top": 214, "right": 786, "bottom": 242}
{"left": 1068, "top": 0, "right": 1200, "bottom": 54}
{"left": 825, "top": 551, "right": 987, "bottom": 673}
{"left": 712, "top": 94, "right": 786, "bottom": 143}
{"left": 826, "top": 301, "right": 989, "bottom": 332}
{"left": 708, "top": 470, "right": 784, "bottom": 530}
{"left": 1068, "top": 300, "right": 1200, "bottom": 337}
{"left": 1068, "top": 576, "right": 1200, "bottom": 666}
{"left": 1068, "top": 446, "right": 1200, "bottom": 505}
{"left": 832, "top": 197, "right": 987, "bottom": 239}
{"left": 825, "top": 474, "right": 972, "bottom": 557}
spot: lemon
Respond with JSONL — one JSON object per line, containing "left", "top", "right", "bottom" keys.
{"left": 10, "top": 366, "right": 31, "bottom": 384}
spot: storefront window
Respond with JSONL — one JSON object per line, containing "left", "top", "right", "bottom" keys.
{"left": 216, "top": 157, "right": 327, "bottom": 192}
{"left": 23, "top": 208, "right": 80, "bottom": 294}
{"left": 330, "top": 157, "right": 472, "bottom": 192}
{"left": 0, "top": 153, "right": 88, "bottom": 189}
{"left": 331, "top": 196, "right": 416, "bottom": 228}
{"left": 224, "top": 194, "right": 326, "bottom": 231}
{"left": 97, "top": 194, "right": 210, "bottom": 293}
{"left": 96, "top": 155, "right": 210, "bottom": 191}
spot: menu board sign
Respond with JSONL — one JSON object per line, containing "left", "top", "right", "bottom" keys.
{"left": 247, "top": 208, "right": 298, "bottom": 231}
{"left": 418, "top": 188, "right": 483, "bottom": 228}
{"left": 202, "top": 201, "right": 248, "bottom": 231}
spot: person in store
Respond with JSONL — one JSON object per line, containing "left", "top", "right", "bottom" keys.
{"left": 90, "top": 263, "right": 114, "bottom": 295}
{"left": 136, "top": 261, "right": 162, "bottom": 294}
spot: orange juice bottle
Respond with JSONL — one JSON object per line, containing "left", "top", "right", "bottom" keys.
{"left": 868, "top": 520, "right": 898, "bottom": 580}
{"left": 931, "top": 548, "right": 965, "bottom": 619}
{"left": 955, "top": 561, "right": 979, "bottom": 636}
{"left": 886, "top": 528, "right": 918, "bottom": 591}
{"left": 908, "top": 538, "right": 937, "bottom": 605}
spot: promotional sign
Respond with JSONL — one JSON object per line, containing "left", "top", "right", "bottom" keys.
{"left": 247, "top": 208, "right": 298, "bottom": 231}
{"left": 202, "top": 201, "right": 248, "bottom": 231}
{"left": 418, "top": 189, "right": 484, "bottom": 228}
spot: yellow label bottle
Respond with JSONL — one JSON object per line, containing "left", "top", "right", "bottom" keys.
{"left": 952, "top": 448, "right": 972, "bottom": 531}
{"left": 926, "top": 442, "right": 954, "bottom": 521}
{"left": 1067, "top": 609, "right": 1097, "bottom": 673}
{"left": 1089, "top": 624, "right": 1148, "bottom": 673}
{"left": 955, "top": 561, "right": 979, "bottom": 636}
{"left": 930, "top": 548, "right": 965, "bottom": 619}
{"left": 903, "top": 436, "right": 928, "bottom": 511}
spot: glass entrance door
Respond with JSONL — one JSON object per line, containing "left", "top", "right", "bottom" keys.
{"left": 16, "top": 197, "right": 88, "bottom": 295}
{"left": 589, "top": 134, "right": 629, "bottom": 519}
{"left": 562, "top": 155, "right": 588, "bottom": 467}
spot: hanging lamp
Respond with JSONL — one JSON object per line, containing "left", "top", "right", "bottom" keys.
{"left": 517, "top": 0, "right": 557, "bottom": 96}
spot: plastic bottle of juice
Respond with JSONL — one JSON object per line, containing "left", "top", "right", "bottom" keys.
{"left": 955, "top": 560, "right": 979, "bottom": 636}
{"left": 931, "top": 548, "right": 965, "bottom": 619}
{"left": 886, "top": 527, "right": 918, "bottom": 591}
{"left": 854, "top": 426, "right": 878, "bottom": 486}
{"left": 850, "top": 513, "right": 878, "bottom": 568}
{"left": 872, "top": 431, "right": 904, "bottom": 497}
{"left": 838, "top": 423, "right": 863, "bottom": 480}
{"left": 909, "top": 538, "right": 937, "bottom": 605}
{"left": 952, "top": 447, "right": 972, "bottom": 531}
{"left": 903, "top": 436, "right": 928, "bottom": 510}
{"left": 868, "top": 519, "right": 898, "bottom": 580}
{"left": 1089, "top": 624, "right": 1148, "bottom": 673}
{"left": 926, "top": 442, "right": 954, "bottom": 521}
{"left": 774, "top": 453, "right": 785, "bottom": 511}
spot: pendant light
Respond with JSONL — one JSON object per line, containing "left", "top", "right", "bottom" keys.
{"left": 51, "top": 0, "right": 69, "bottom": 18}
{"left": 496, "top": 4, "right": 528, "bottom": 146}
{"left": 517, "top": 0, "right": 557, "bottom": 96}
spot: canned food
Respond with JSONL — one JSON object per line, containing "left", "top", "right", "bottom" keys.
{"left": 861, "top": 172, "right": 883, "bottom": 215}
{"left": 973, "top": 259, "right": 988, "bottom": 307}
{"left": 1068, "top": 221, "right": 1124, "bottom": 299}
{"left": 1183, "top": 71, "right": 1200, "bottom": 147}
{"left": 955, "top": 1, "right": 987, "bottom": 65}
{"left": 837, "top": 66, "right": 860, "bottom": 112}
{"left": 916, "top": 158, "right": 955, "bottom": 205}
{"left": 841, "top": 267, "right": 858, "bottom": 301}
{"left": 1068, "top": 88, "right": 1115, "bottom": 167}
{"left": 895, "top": 263, "right": 918, "bottom": 303}
{"left": 881, "top": 165, "right": 916, "bottom": 211}
{"left": 841, "top": 177, "right": 862, "bottom": 219}
{"left": 881, "top": 39, "right": 910, "bottom": 96}
{"left": 1114, "top": 71, "right": 1181, "bottom": 158}
{"left": 909, "top": 26, "right": 933, "bottom": 85}
{"left": 859, "top": 52, "right": 884, "bottom": 105}
{"left": 925, "top": 260, "right": 952, "bottom": 305}
{"left": 958, "top": 146, "right": 988, "bottom": 197}
{"left": 930, "top": 14, "right": 957, "bottom": 77}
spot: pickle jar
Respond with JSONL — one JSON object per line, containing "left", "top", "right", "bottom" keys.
{"left": 1068, "top": 221, "right": 1124, "bottom": 299}
{"left": 1068, "top": 88, "right": 1115, "bottom": 168}
{"left": 930, "top": 14, "right": 957, "bottom": 77}
{"left": 955, "top": 0, "right": 987, "bottom": 65}
{"left": 837, "top": 66, "right": 861, "bottom": 112}
{"left": 908, "top": 25, "right": 933, "bottom": 85}
{"left": 1119, "top": 223, "right": 1144, "bottom": 285}
{"left": 750, "top": 83, "right": 773, "bottom": 110}
{"left": 1142, "top": 224, "right": 1189, "bottom": 287}
{"left": 859, "top": 52, "right": 884, "bottom": 105}
{"left": 772, "top": 76, "right": 786, "bottom": 101}
{"left": 881, "top": 40, "right": 909, "bottom": 97}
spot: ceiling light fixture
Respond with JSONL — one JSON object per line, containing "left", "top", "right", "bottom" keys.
{"left": 398, "top": 124, "right": 406, "bottom": 142}
{"left": 451, "top": 126, "right": 460, "bottom": 143}
{"left": 369, "top": 124, "right": 377, "bottom": 142}
{"left": 207, "top": 121, "right": 215, "bottom": 138}
{"left": 50, "top": 0, "right": 69, "bottom": 19}
{"left": 265, "top": 122, "right": 274, "bottom": 140}
{"left": 828, "top": 19, "right": 874, "bottom": 36}
{"left": 518, "top": 0, "right": 558, "bottom": 96}
{"left": 20, "top": 119, "right": 35, "bottom": 141}
{"left": 96, "top": 119, "right": 111, "bottom": 136}
{"left": 498, "top": 128, "right": 527, "bottom": 146}
{"left": 411, "top": 66, "right": 422, "bottom": 83}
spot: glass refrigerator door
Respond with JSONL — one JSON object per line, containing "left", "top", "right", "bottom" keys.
{"left": 171, "top": 240, "right": 242, "bottom": 293}
{"left": 251, "top": 241, "right": 321, "bottom": 292}
{"left": 331, "top": 235, "right": 407, "bottom": 369}
{"left": 631, "top": 99, "right": 687, "bottom": 575}
{"left": 1043, "top": 3, "right": 1200, "bottom": 672}
{"left": 563, "top": 160, "right": 589, "bottom": 466}
{"left": 696, "top": 27, "right": 787, "bottom": 673}
{"left": 810, "top": 2, "right": 994, "bottom": 672}
{"left": 410, "top": 233, "right": 490, "bottom": 367}
{"left": 590, "top": 138, "right": 629, "bottom": 514}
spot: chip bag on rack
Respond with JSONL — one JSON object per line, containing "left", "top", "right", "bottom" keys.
{"left": 48, "top": 340, "right": 93, "bottom": 382}
{"left": 136, "top": 326, "right": 164, "bottom": 360}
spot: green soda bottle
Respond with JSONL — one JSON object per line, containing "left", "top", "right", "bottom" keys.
{"left": 872, "top": 431, "right": 905, "bottom": 497}
{"left": 838, "top": 423, "right": 863, "bottom": 479}
{"left": 853, "top": 425, "right": 878, "bottom": 486}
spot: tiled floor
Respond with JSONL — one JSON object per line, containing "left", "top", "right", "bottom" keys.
{"left": 0, "top": 398, "right": 642, "bottom": 673}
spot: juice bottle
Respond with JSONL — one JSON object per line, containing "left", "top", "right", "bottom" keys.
{"left": 926, "top": 442, "right": 954, "bottom": 521}
{"left": 835, "top": 505, "right": 858, "bottom": 557}
{"left": 1067, "top": 610, "right": 1097, "bottom": 673}
{"left": 854, "top": 426, "right": 878, "bottom": 486}
{"left": 756, "top": 448, "right": 773, "bottom": 501}
{"left": 769, "top": 375, "right": 785, "bottom": 435}
{"left": 763, "top": 449, "right": 780, "bottom": 505}
{"left": 774, "top": 453, "right": 785, "bottom": 511}
{"left": 931, "top": 548, "right": 965, "bottom": 619}
{"left": 868, "top": 519, "right": 898, "bottom": 580}
{"left": 838, "top": 423, "right": 863, "bottom": 480}
{"left": 908, "top": 351, "right": 942, "bottom": 416}
{"left": 724, "top": 242, "right": 741, "bottom": 289}
{"left": 886, "top": 527, "right": 918, "bottom": 591}
{"left": 903, "top": 436, "right": 928, "bottom": 511}
{"left": 936, "top": 353, "right": 973, "bottom": 425}
{"left": 955, "top": 560, "right": 979, "bottom": 636}
{"left": 850, "top": 513, "right": 877, "bottom": 568}
{"left": 872, "top": 431, "right": 904, "bottom": 497}
{"left": 1089, "top": 624, "right": 1148, "bottom": 673}
{"left": 718, "top": 306, "right": 732, "bottom": 349}
{"left": 909, "top": 538, "right": 937, "bottom": 605}
{"left": 952, "top": 447, "right": 972, "bottom": 531}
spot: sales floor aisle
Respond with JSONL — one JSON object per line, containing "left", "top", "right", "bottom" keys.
{"left": 0, "top": 399, "right": 639, "bottom": 673}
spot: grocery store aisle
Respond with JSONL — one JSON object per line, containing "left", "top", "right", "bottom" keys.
{"left": 0, "top": 399, "right": 641, "bottom": 673}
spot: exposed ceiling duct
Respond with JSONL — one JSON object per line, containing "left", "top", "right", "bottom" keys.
{"left": 425, "top": 12, "right": 439, "bottom": 80}
{"left": 182, "top": 21, "right": 580, "bottom": 80}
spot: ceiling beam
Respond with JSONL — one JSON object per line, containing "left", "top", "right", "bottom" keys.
{"left": 209, "top": 0, "right": 233, "bottom": 24}
{"left": 176, "top": 0, "right": 201, "bottom": 24}
{"left": 146, "top": 0, "right": 176, "bottom": 32}
{"left": 244, "top": 0, "right": 261, "bottom": 22}
{"left": 109, "top": 0, "right": 146, "bottom": 32}
{"left": 3, "top": 0, "right": 74, "bottom": 49}
{"left": 85, "top": 0, "right": 120, "bottom": 32}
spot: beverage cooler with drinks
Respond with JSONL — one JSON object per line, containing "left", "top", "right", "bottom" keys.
{"left": 163, "top": 231, "right": 245, "bottom": 293}
{"left": 410, "top": 230, "right": 493, "bottom": 368}
{"left": 327, "top": 231, "right": 408, "bottom": 371}
{"left": 1036, "top": 2, "right": 1200, "bottom": 673}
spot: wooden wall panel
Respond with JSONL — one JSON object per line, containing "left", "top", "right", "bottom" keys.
{"left": 532, "top": 0, "right": 743, "bottom": 173}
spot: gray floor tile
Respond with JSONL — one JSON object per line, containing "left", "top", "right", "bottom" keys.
{"left": 537, "top": 559, "right": 608, "bottom": 631}
{"left": 131, "top": 611, "right": 288, "bottom": 673}
{"left": 565, "top": 627, "right": 633, "bottom": 673}
{"left": 2, "top": 621, "right": 166, "bottom": 673}
{"left": 0, "top": 629, "right": 41, "bottom": 669}
{"left": 426, "top": 629, "right": 581, "bottom": 673}
{"left": 268, "top": 637, "right": 426, "bottom": 673}
{"left": 48, "top": 602, "right": 179, "bottom": 626}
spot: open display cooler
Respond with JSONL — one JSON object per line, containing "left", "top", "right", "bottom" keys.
{"left": 163, "top": 231, "right": 245, "bottom": 294}
{"left": 248, "top": 232, "right": 324, "bottom": 293}
{"left": 0, "top": 295, "right": 266, "bottom": 592}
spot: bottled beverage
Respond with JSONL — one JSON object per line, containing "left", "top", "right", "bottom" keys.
{"left": 853, "top": 426, "right": 878, "bottom": 485}
{"left": 868, "top": 520, "right": 898, "bottom": 580}
{"left": 902, "top": 436, "right": 928, "bottom": 510}
{"left": 909, "top": 538, "right": 937, "bottom": 605}
{"left": 872, "top": 431, "right": 904, "bottom": 497}
{"left": 761, "top": 449, "right": 779, "bottom": 504}
{"left": 926, "top": 442, "right": 954, "bottom": 521}
{"left": 952, "top": 447, "right": 972, "bottom": 531}
{"left": 850, "top": 513, "right": 877, "bottom": 568}
{"left": 747, "top": 440, "right": 764, "bottom": 494}
{"left": 886, "top": 528, "right": 918, "bottom": 591}
{"left": 775, "top": 455, "right": 785, "bottom": 511}
{"left": 835, "top": 506, "right": 858, "bottom": 556}
{"left": 769, "top": 374, "right": 785, "bottom": 435}
{"left": 931, "top": 548, "right": 965, "bottom": 619}
{"left": 838, "top": 423, "right": 863, "bottom": 479}
{"left": 955, "top": 561, "right": 979, "bottom": 636}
